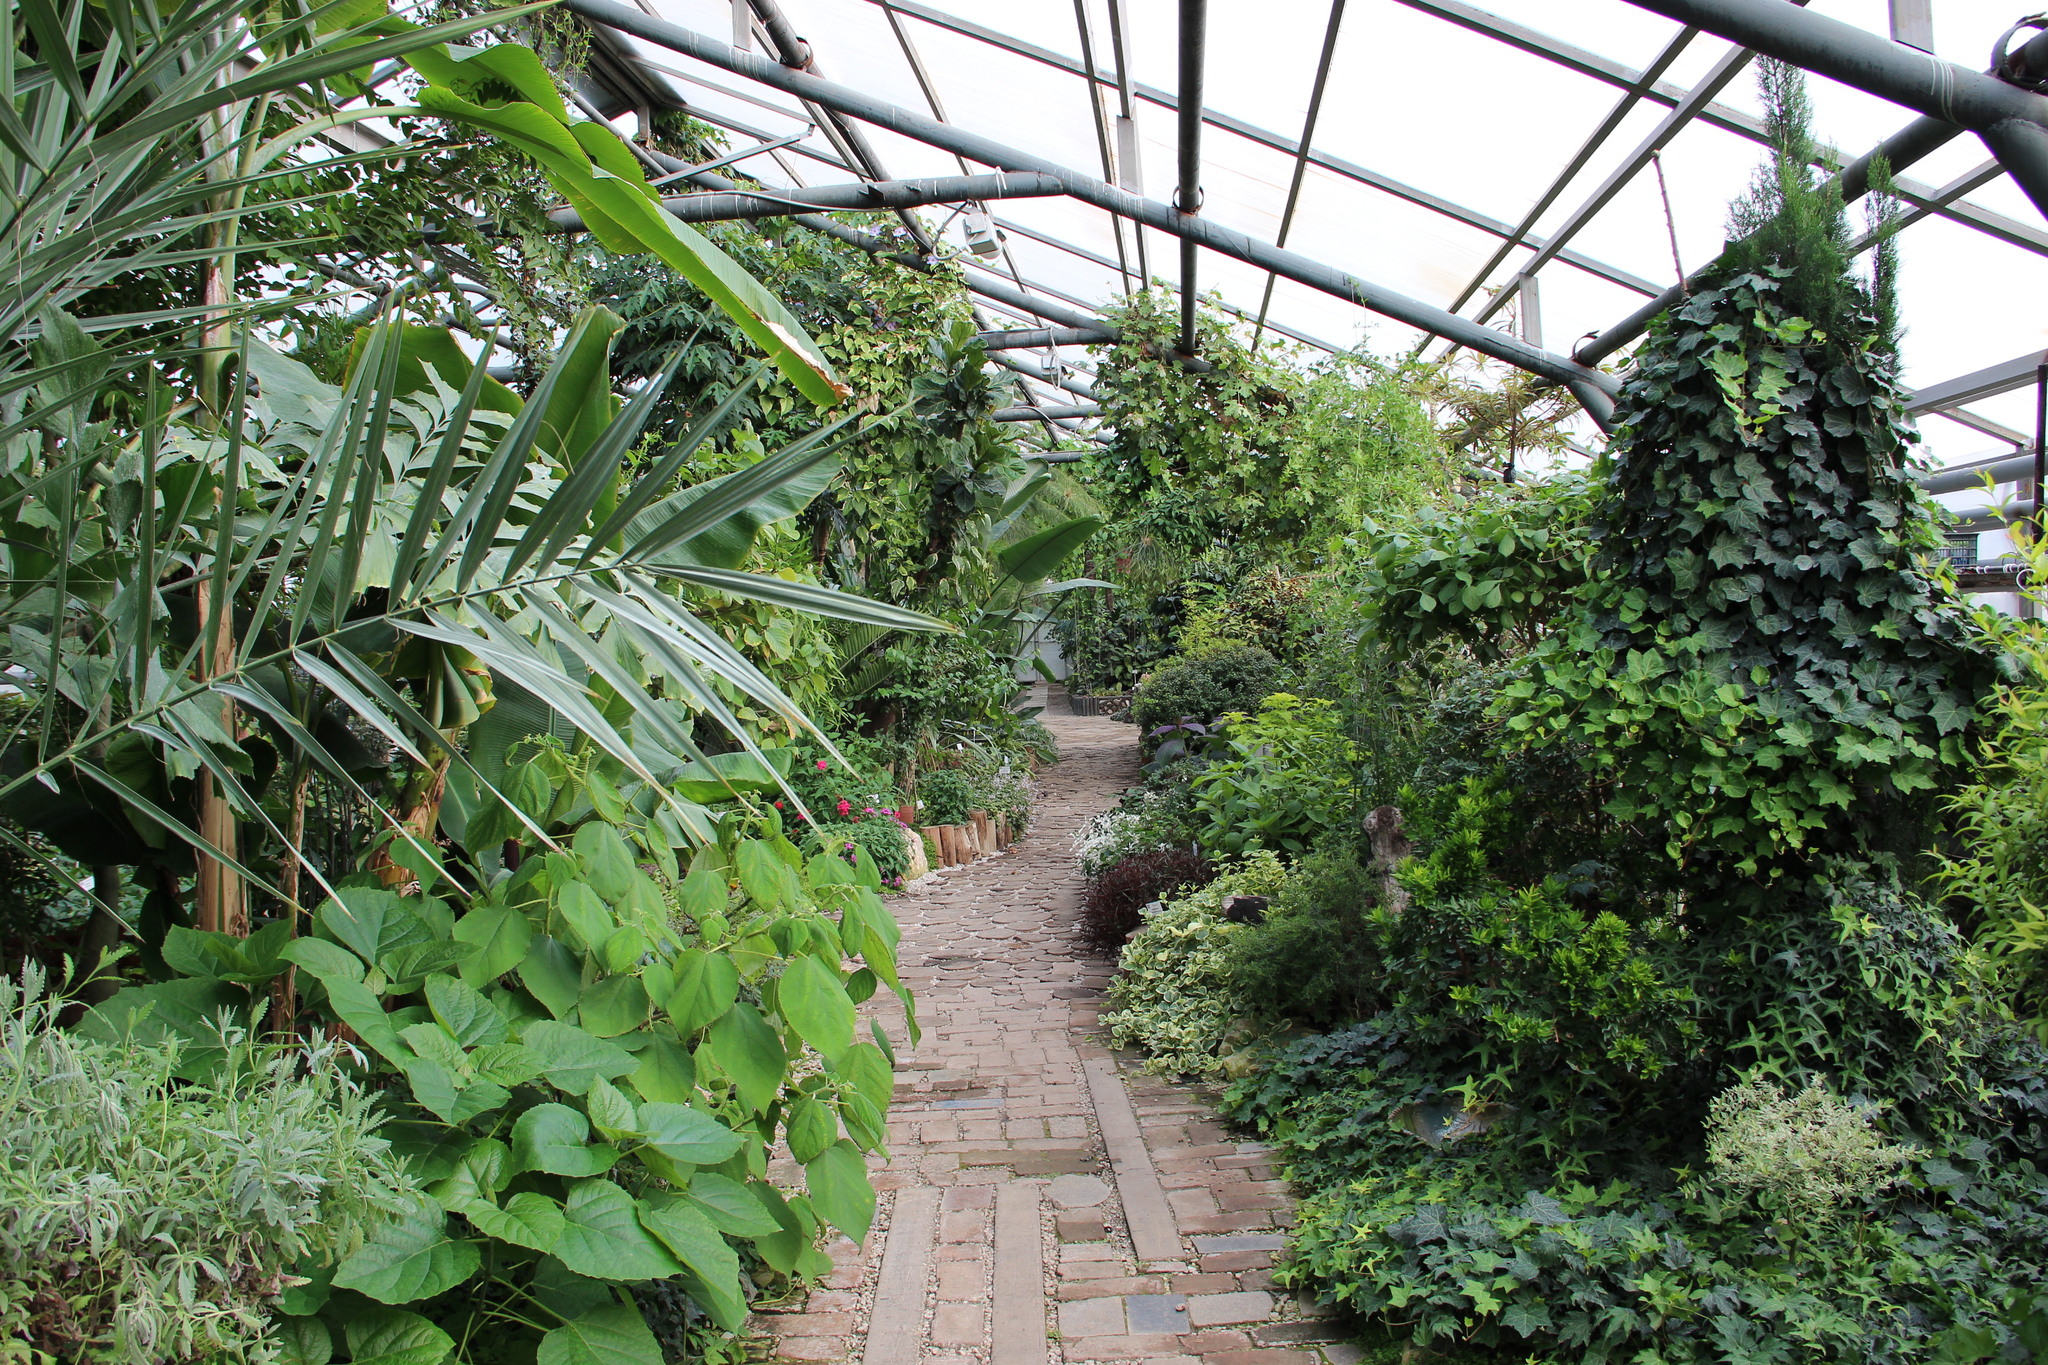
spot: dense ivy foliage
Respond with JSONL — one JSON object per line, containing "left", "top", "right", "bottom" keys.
{"left": 1089, "top": 292, "right": 1447, "bottom": 549}
{"left": 1506, "top": 270, "right": 1993, "bottom": 874}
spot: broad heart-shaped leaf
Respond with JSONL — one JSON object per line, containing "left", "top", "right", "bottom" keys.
{"left": 469, "top": 1042, "right": 547, "bottom": 1087}
{"left": 274, "top": 1316, "right": 333, "bottom": 1365}
{"left": 426, "top": 975, "right": 507, "bottom": 1047}
{"left": 684, "top": 1173, "right": 784, "bottom": 1238}
{"left": 279, "top": 936, "right": 365, "bottom": 985}
{"left": 630, "top": 1035, "right": 697, "bottom": 1105}
{"left": 536, "top": 1304, "right": 664, "bottom": 1365}
{"left": 521, "top": 936, "right": 585, "bottom": 1020}
{"left": 162, "top": 921, "right": 292, "bottom": 984}
{"left": 666, "top": 950, "right": 739, "bottom": 1034}
{"left": 318, "top": 886, "right": 434, "bottom": 963}
{"left": 333, "top": 1197, "right": 481, "bottom": 1304}
{"left": 556, "top": 880, "right": 616, "bottom": 954}
{"left": 578, "top": 975, "right": 649, "bottom": 1038}
{"left": 784, "top": 1097, "right": 836, "bottom": 1164}
{"left": 75, "top": 979, "right": 252, "bottom": 1079}
{"left": 778, "top": 954, "right": 855, "bottom": 1063}
{"left": 706, "top": 1001, "right": 785, "bottom": 1114}
{"left": 454, "top": 902, "right": 532, "bottom": 987}
{"left": 428, "top": 1138, "right": 512, "bottom": 1211}
{"left": 586, "top": 1076, "right": 640, "bottom": 1140}
{"left": 637, "top": 1102, "right": 745, "bottom": 1165}
{"left": 805, "top": 1140, "right": 876, "bottom": 1244}
{"left": 735, "top": 838, "right": 800, "bottom": 910}
{"left": 574, "top": 821, "right": 638, "bottom": 901}
{"left": 381, "top": 940, "right": 479, "bottom": 988}
{"left": 523, "top": 1020, "right": 637, "bottom": 1094}
{"left": 345, "top": 1307, "right": 455, "bottom": 1365}
{"left": 554, "top": 1179, "right": 685, "bottom": 1281}
{"left": 833, "top": 1042, "right": 897, "bottom": 1115}
{"left": 513, "top": 1103, "right": 621, "bottom": 1178}
{"left": 637, "top": 1196, "right": 746, "bottom": 1328}
{"left": 462, "top": 1191, "right": 566, "bottom": 1253}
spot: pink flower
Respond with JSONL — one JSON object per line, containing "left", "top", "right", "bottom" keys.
{"left": 815, "top": 759, "right": 829, "bottom": 770}
{"left": 774, "top": 800, "right": 784, "bottom": 809}
{"left": 837, "top": 799, "right": 852, "bottom": 816}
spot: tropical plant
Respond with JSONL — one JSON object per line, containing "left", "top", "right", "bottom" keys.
{"left": 96, "top": 754, "right": 911, "bottom": 1364}
{"left": 1090, "top": 291, "right": 1449, "bottom": 550}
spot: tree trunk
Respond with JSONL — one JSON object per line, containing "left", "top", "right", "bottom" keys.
{"left": 192, "top": 578, "right": 244, "bottom": 935}
{"left": 367, "top": 749, "right": 453, "bottom": 888}
{"left": 1363, "top": 805, "right": 1413, "bottom": 915}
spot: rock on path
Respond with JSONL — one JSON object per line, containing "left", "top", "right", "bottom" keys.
{"left": 758, "top": 695, "right": 1356, "bottom": 1365}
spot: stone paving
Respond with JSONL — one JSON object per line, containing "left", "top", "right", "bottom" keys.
{"left": 756, "top": 695, "right": 1354, "bottom": 1365}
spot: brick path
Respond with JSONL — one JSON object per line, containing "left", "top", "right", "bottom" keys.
{"left": 758, "top": 698, "right": 1355, "bottom": 1365}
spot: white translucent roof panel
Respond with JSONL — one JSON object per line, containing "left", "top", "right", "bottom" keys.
{"left": 616, "top": 0, "right": 2048, "bottom": 469}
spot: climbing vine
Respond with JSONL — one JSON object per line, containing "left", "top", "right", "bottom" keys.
{"left": 1504, "top": 64, "right": 1998, "bottom": 877}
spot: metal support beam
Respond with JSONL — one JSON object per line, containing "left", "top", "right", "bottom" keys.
{"left": 1175, "top": 0, "right": 1207, "bottom": 354}
{"left": 866, "top": 0, "right": 1663, "bottom": 299}
{"left": 977, "top": 327, "right": 1115, "bottom": 350}
{"left": 994, "top": 404, "right": 1099, "bottom": 421}
{"left": 1908, "top": 349, "right": 2048, "bottom": 414}
{"left": 560, "top": 0, "right": 1620, "bottom": 419}
{"left": 991, "top": 352, "right": 1097, "bottom": 401}
{"left": 548, "top": 171, "right": 1063, "bottom": 228}
{"left": 1619, "top": 0, "right": 2048, "bottom": 216}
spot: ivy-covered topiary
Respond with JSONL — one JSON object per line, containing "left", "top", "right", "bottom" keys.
{"left": 1505, "top": 63, "right": 1997, "bottom": 877}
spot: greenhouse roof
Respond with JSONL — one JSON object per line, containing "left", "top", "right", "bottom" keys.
{"left": 552, "top": 0, "right": 2048, "bottom": 474}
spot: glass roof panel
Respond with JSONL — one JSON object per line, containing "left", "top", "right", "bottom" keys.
{"left": 614, "top": 0, "right": 2048, "bottom": 468}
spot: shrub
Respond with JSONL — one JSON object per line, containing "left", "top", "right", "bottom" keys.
{"left": 915, "top": 768, "right": 977, "bottom": 825}
{"left": 1130, "top": 645, "right": 1279, "bottom": 749}
{"left": 0, "top": 964, "right": 411, "bottom": 1365}
{"left": 806, "top": 818, "right": 912, "bottom": 889}
{"left": 1190, "top": 694, "right": 1359, "bottom": 858}
{"left": 1229, "top": 846, "right": 1383, "bottom": 1029}
{"left": 1102, "top": 854, "right": 1287, "bottom": 1078}
{"left": 1080, "top": 847, "right": 1214, "bottom": 954}
{"left": 1705, "top": 1078, "right": 1912, "bottom": 1220}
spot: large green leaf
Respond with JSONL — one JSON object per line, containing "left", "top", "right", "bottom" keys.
{"left": 778, "top": 954, "right": 855, "bottom": 1063}
{"left": 75, "top": 978, "right": 252, "bottom": 1078}
{"left": 462, "top": 1191, "right": 566, "bottom": 1253}
{"left": 804, "top": 1140, "right": 877, "bottom": 1243}
{"left": 522, "top": 1021, "right": 637, "bottom": 1095}
{"left": 997, "top": 516, "right": 1104, "bottom": 586}
{"left": 705, "top": 1002, "right": 784, "bottom": 1115}
{"left": 333, "top": 1198, "right": 480, "bottom": 1304}
{"left": 636, "top": 1103, "right": 745, "bottom": 1165}
{"left": 345, "top": 1307, "right": 456, "bottom": 1365}
{"left": 536, "top": 1305, "right": 664, "bottom": 1365}
{"left": 317, "top": 887, "right": 433, "bottom": 962}
{"left": 554, "top": 1179, "right": 685, "bottom": 1281}
{"left": 511, "top": 1103, "right": 620, "bottom": 1178}
{"left": 637, "top": 1196, "right": 745, "bottom": 1328}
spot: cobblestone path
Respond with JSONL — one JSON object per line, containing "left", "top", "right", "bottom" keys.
{"left": 759, "top": 698, "right": 1354, "bottom": 1365}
